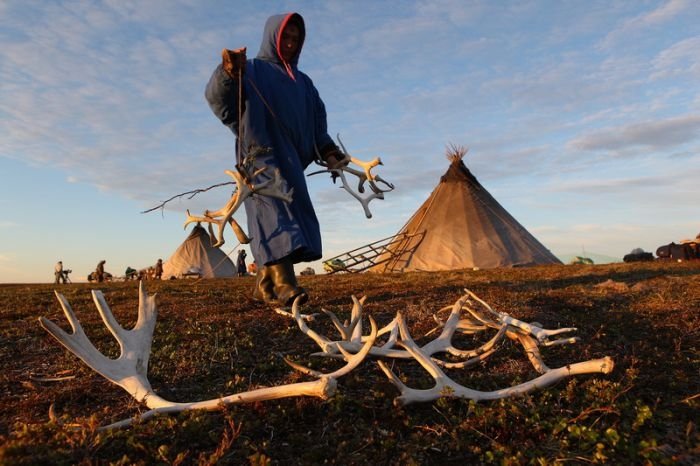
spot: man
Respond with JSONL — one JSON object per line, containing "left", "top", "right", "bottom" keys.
{"left": 205, "top": 12, "right": 346, "bottom": 306}
{"left": 96, "top": 260, "right": 106, "bottom": 283}
{"left": 154, "top": 259, "right": 163, "bottom": 280}
{"left": 125, "top": 266, "right": 137, "bottom": 280}
{"left": 54, "top": 261, "right": 65, "bottom": 284}
{"left": 237, "top": 250, "right": 248, "bottom": 277}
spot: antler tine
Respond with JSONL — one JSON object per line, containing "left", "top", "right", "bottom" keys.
{"left": 286, "top": 315, "right": 378, "bottom": 379}
{"left": 321, "top": 307, "right": 352, "bottom": 341}
{"left": 40, "top": 283, "right": 162, "bottom": 404}
{"left": 325, "top": 315, "right": 377, "bottom": 378}
{"left": 335, "top": 135, "right": 393, "bottom": 194}
{"left": 334, "top": 168, "right": 383, "bottom": 219}
{"left": 292, "top": 295, "right": 336, "bottom": 354}
{"left": 464, "top": 288, "right": 578, "bottom": 345}
{"left": 39, "top": 292, "right": 110, "bottom": 376}
{"left": 255, "top": 168, "right": 294, "bottom": 203}
{"left": 349, "top": 295, "right": 367, "bottom": 342}
{"left": 419, "top": 295, "right": 467, "bottom": 356}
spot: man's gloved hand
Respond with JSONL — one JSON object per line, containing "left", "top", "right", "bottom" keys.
{"left": 222, "top": 47, "right": 247, "bottom": 78}
{"left": 321, "top": 144, "right": 349, "bottom": 170}
{"left": 320, "top": 143, "right": 349, "bottom": 183}
{"left": 326, "top": 151, "right": 349, "bottom": 170}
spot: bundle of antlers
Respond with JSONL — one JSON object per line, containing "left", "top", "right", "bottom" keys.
{"left": 174, "top": 138, "right": 394, "bottom": 248}
{"left": 39, "top": 283, "right": 613, "bottom": 430}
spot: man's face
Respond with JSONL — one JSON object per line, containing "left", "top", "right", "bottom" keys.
{"left": 279, "top": 22, "right": 301, "bottom": 62}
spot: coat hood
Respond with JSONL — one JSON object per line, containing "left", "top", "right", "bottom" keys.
{"left": 256, "top": 12, "right": 306, "bottom": 67}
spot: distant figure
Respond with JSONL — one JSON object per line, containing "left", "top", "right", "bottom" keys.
{"left": 125, "top": 266, "right": 137, "bottom": 280}
{"left": 237, "top": 250, "right": 248, "bottom": 277}
{"left": 248, "top": 262, "right": 258, "bottom": 275}
{"left": 154, "top": 259, "right": 163, "bottom": 280}
{"left": 96, "top": 260, "right": 106, "bottom": 282}
{"left": 54, "top": 261, "right": 65, "bottom": 284}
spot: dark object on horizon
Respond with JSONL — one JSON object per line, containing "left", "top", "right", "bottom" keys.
{"left": 88, "top": 271, "right": 113, "bottom": 282}
{"left": 656, "top": 242, "right": 698, "bottom": 261}
{"left": 570, "top": 256, "right": 594, "bottom": 265}
{"left": 623, "top": 252, "right": 654, "bottom": 263}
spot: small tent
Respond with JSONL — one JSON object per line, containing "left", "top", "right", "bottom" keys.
{"left": 371, "top": 147, "right": 561, "bottom": 272}
{"left": 162, "top": 224, "right": 236, "bottom": 279}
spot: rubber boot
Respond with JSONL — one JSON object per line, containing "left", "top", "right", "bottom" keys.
{"left": 252, "top": 266, "right": 276, "bottom": 304}
{"left": 268, "top": 260, "right": 308, "bottom": 306}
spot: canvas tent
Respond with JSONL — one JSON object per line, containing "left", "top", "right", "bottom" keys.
{"left": 371, "top": 149, "right": 561, "bottom": 272}
{"left": 162, "top": 224, "right": 236, "bottom": 279}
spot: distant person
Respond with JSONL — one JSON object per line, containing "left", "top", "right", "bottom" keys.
{"left": 95, "top": 260, "right": 106, "bottom": 283}
{"left": 237, "top": 250, "right": 248, "bottom": 277}
{"left": 54, "top": 261, "right": 65, "bottom": 284}
{"left": 154, "top": 259, "right": 163, "bottom": 280}
{"left": 125, "top": 266, "right": 137, "bottom": 280}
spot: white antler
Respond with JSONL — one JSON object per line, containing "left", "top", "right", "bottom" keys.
{"left": 289, "top": 289, "right": 614, "bottom": 405}
{"left": 309, "top": 135, "right": 394, "bottom": 218}
{"left": 377, "top": 313, "right": 614, "bottom": 406}
{"left": 185, "top": 148, "right": 294, "bottom": 247}
{"left": 291, "top": 295, "right": 407, "bottom": 359}
{"left": 40, "top": 284, "right": 614, "bottom": 425}
{"left": 39, "top": 284, "right": 373, "bottom": 429}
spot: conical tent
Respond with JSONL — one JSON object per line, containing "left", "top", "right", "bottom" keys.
{"left": 162, "top": 224, "right": 236, "bottom": 279}
{"left": 371, "top": 150, "right": 561, "bottom": 272}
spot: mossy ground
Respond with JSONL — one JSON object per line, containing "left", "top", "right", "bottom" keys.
{"left": 1, "top": 261, "right": 698, "bottom": 464}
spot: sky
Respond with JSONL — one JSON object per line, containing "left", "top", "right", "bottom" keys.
{"left": 1, "top": 0, "right": 699, "bottom": 283}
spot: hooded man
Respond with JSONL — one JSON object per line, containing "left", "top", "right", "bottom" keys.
{"left": 205, "top": 12, "right": 346, "bottom": 306}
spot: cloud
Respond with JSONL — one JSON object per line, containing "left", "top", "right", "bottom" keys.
{"left": 568, "top": 114, "right": 700, "bottom": 152}
{"left": 600, "top": 0, "right": 693, "bottom": 48}
{"left": 651, "top": 36, "right": 700, "bottom": 80}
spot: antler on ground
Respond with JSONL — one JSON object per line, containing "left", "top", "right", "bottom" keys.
{"left": 39, "top": 283, "right": 375, "bottom": 430}
{"left": 377, "top": 312, "right": 614, "bottom": 406}
{"left": 40, "top": 284, "right": 614, "bottom": 428}
{"left": 289, "top": 289, "right": 614, "bottom": 405}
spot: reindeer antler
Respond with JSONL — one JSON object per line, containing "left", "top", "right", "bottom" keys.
{"left": 377, "top": 313, "right": 614, "bottom": 405}
{"left": 184, "top": 146, "right": 294, "bottom": 247}
{"left": 39, "top": 284, "right": 375, "bottom": 429}
{"left": 308, "top": 135, "right": 394, "bottom": 218}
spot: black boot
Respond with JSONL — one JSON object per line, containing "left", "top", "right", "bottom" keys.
{"left": 268, "top": 260, "right": 308, "bottom": 306}
{"left": 252, "top": 266, "right": 276, "bottom": 303}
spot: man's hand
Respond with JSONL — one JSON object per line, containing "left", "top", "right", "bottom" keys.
{"left": 326, "top": 152, "right": 349, "bottom": 170}
{"left": 321, "top": 144, "right": 349, "bottom": 170}
{"left": 222, "top": 47, "right": 247, "bottom": 78}
{"left": 323, "top": 148, "right": 349, "bottom": 183}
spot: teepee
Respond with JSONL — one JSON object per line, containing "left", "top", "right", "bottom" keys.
{"left": 162, "top": 224, "right": 236, "bottom": 279}
{"left": 372, "top": 147, "right": 561, "bottom": 272}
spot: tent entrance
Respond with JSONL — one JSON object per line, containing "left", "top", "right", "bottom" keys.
{"left": 323, "top": 231, "right": 425, "bottom": 274}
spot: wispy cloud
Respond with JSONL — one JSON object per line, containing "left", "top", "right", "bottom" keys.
{"left": 568, "top": 114, "right": 700, "bottom": 152}
{"left": 599, "top": 0, "right": 693, "bottom": 48}
{"left": 651, "top": 36, "right": 700, "bottom": 80}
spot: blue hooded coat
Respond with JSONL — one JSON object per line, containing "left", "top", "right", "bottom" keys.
{"left": 205, "top": 12, "right": 334, "bottom": 266}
